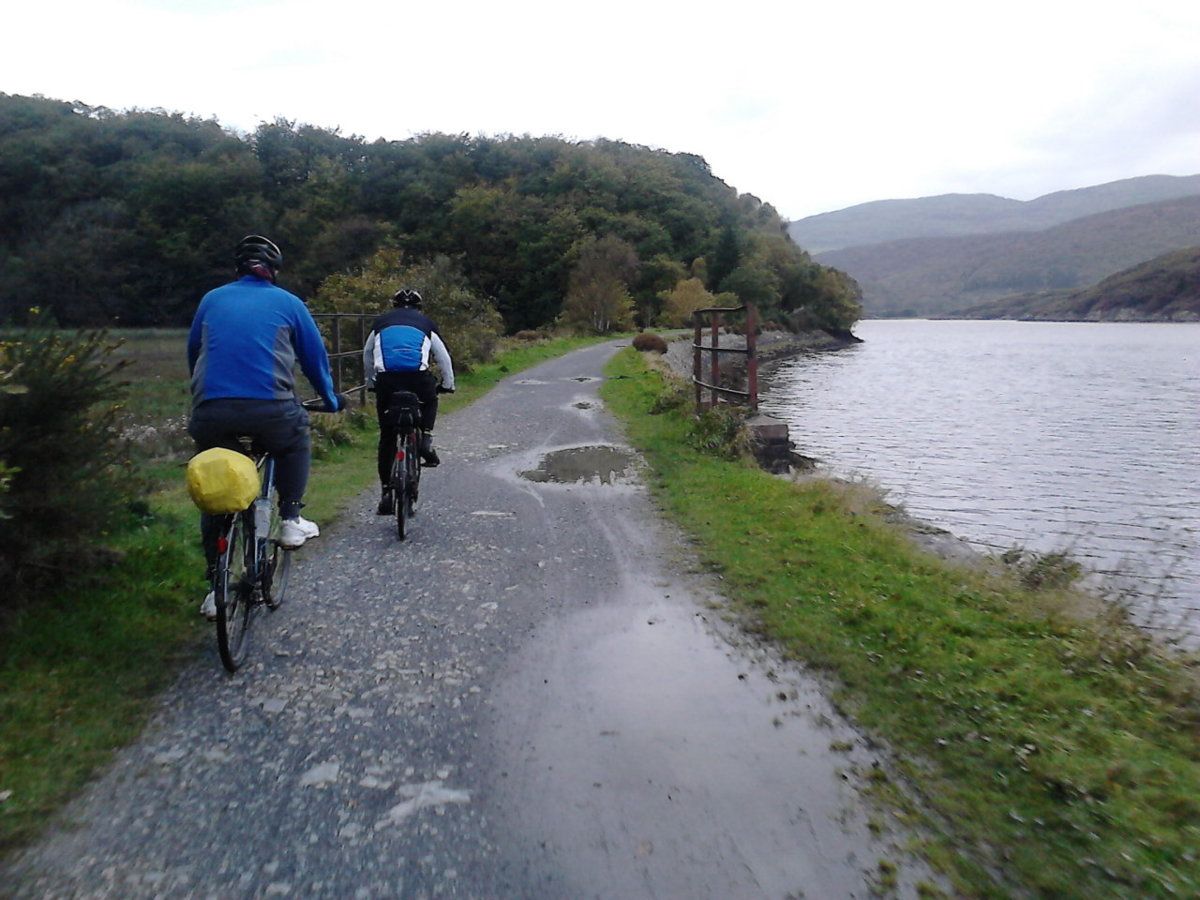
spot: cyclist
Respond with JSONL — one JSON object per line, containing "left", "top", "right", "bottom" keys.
{"left": 188, "top": 234, "right": 344, "bottom": 618}
{"left": 363, "top": 288, "right": 455, "bottom": 514}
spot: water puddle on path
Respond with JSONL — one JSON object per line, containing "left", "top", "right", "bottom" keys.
{"left": 518, "top": 445, "right": 634, "bottom": 485}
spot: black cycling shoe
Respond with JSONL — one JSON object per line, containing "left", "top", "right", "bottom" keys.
{"left": 420, "top": 434, "right": 440, "bottom": 467}
{"left": 376, "top": 489, "right": 393, "bottom": 515}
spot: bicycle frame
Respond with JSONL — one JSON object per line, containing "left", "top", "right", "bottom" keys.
{"left": 387, "top": 393, "right": 424, "bottom": 541}
{"left": 213, "top": 448, "right": 289, "bottom": 671}
{"left": 216, "top": 454, "right": 273, "bottom": 588}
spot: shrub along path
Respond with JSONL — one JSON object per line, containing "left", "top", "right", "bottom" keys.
{"left": 3, "top": 341, "right": 939, "bottom": 897}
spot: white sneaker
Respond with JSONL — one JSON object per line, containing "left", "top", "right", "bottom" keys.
{"left": 200, "top": 591, "right": 217, "bottom": 621}
{"left": 280, "top": 516, "right": 320, "bottom": 549}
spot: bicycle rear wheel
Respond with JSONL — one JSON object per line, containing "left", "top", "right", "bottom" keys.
{"left": 406, "top": 435, "right": 420, "bottom": 519}
{"left": 216, "top": 513, "right": 254, "bottom": 671}
{"left": 392, "top": 450, "right": 408, "bottom": 541}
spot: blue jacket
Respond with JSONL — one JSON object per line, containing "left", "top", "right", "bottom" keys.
{"left": 187, "top": 276, "right": 339, "bottom": 408}
{"left": 363, "top": 307, "right": 456, "bottom": 390}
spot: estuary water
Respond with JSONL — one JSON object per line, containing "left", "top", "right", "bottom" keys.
{"left": 760, "top": 319, "right": 1200, "bottom": 639}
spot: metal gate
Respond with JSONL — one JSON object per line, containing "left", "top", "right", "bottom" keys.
{"left": 691, "top": 303, "right": 758, "bottom": 412}
{"left": 312, "top": 311, "right": 373, "bottom": 405}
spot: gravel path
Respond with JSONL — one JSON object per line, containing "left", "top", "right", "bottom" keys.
{"left": 5, "top": 341, "right": 938, "bottom": 898}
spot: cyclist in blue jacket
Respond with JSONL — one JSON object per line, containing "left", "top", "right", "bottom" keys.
{"left": 363, "top": 288, "right": 455, "bottom": 514}
{"left": 188, "top": 235, "right": 344, "bottom": 618}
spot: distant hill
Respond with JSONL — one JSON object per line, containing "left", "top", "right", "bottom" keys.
{"left": 817, "top": 195, "right": 1200, "bottom": 317}
{"left": 788, "top": 174, "right": 1200, "bottom": 253}
{"left": 955, "top": 247, "right": 1200, "bottom": 322}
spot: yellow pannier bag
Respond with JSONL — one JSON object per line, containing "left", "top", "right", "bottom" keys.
{"left": 186, "top": 447, "right": 260, "bottom": 514}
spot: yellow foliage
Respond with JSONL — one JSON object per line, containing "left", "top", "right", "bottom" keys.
{"left": 658, "top": 278, "right": 715, "bottom": 327}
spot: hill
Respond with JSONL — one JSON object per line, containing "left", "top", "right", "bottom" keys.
{"left": 0, "top": 93, "right": 859, "bottom": 332}
{"left": 817, "top": 195, "right": 1200, "bottom": 317}
{"left": 787, "top": 174, "right": 1200, "bottom": 253}
{"left": 955, "top": 246, "right": 1200, "bottom": 322}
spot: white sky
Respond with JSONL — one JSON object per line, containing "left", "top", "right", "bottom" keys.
{"left": 4, "top": 0, "right": 1199, "bottom": 220}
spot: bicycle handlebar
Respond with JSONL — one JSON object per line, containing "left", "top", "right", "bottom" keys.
{"left": 301, "top": 394, "right": 350, "bottom": 412}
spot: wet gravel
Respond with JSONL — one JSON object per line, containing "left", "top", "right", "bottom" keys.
{"left": 5, "top": 341, "right": 941, "bottom": 898}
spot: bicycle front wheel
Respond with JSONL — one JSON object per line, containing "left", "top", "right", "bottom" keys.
{"left": 263, "top": 499, "right": 290, "bottom": 609}
{"left": 264, "top": 541, "right": 291, "bottom": 609}
{"left": 216, "top": 513, "right": 254, "bottom": 671}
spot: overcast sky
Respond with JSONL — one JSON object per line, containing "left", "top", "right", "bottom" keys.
{"left": 5, "top": 0, "right": 1198, "bottom": 220}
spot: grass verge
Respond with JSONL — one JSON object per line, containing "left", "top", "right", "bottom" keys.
{"left": 602, "top": 348, "right": 1200, "bottom": 898}
{"left": 0, "top": 331, "right": 614, "bottom": 859}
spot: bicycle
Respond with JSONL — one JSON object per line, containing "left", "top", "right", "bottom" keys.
{"left": 211, "top": 398, "right": 334, "bottom": 671}
{"left": 381, "top": 390, "right": 424, "bottom": 541}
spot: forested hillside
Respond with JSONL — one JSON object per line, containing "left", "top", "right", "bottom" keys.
{"left": 818, "top": 195, "right": 1200, "bottom": 317}
{"left": 0, "top": 93, "right": 860, "bottom": 332}
{"left": 956, "top": 246, "right": 1200, "bottom": 321}
{"left": 787, "top": 174, "right": 1200, "bottom": 253}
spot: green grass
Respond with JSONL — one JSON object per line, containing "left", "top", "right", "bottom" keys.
{"left": 602, "top": 348, "right": 1200, "bottom": 898}
{"left": 0, "top": 329, "right": 615, "bottom": 859}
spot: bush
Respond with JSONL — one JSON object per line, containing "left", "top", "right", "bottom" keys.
{"left": 690, "top": 404, "right": 753, "bottom": 461}
{"left": 0, "top": 321, "right": 137, "bottom": 600}
{"left": 632, "top": 332, "right": 668, "bottom": 354}
{"left": 309, "top": 403, "right": 371, "bottom": 459}
{"left": 312, "top": 248, "right": 503, "bottom": 372}
{"left": 513, "top": 330, "right": 542, "bottom": 342}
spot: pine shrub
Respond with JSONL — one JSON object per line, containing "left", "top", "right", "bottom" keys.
{"left": 0, "top": 320, "right": 137, "bottom": 601}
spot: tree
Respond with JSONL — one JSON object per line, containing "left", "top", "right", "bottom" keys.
{"left": 559, "top": 235, "right": 639, "bottom": 334}
{"left": 658, "top": 277, "right": 715, "bottom": 327}
{"left": 708, "top": 223, "right": 741, "bottom": 289}
{"left": 637, "top": 255, "right": 688, "bottom": 327}
{"left": 719, "top": 262, "right": 781, "bottom": 317}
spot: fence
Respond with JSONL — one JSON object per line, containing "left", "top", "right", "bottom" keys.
{"left": 692, "top": 303, "right": 759, "bottom": 413}
{"left": 312, "top": 312, "right": 373, "bottom": 406}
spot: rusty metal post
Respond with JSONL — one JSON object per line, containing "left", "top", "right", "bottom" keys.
{"left": 359, "top": 313, "right": 368, "bottom": 406}
{"left": 693, "top": 312, "right": 702, "bottom": 412}
{"left": 710, "top": 313, "right": 721, "bottom": 408}
{"left": 332, "top": 317, "right": 342, "bottom": 395}
{"left": 746, "top": 303, "right": 758, "bottom": 410}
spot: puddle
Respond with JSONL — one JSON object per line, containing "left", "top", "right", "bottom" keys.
{"left": 518, "top": 445, "right": 633, "bottom": 485}
{"left": 572, "top": 402, "right": 592, "bottom": 410}
{"left": 569, "top": 376, "right": 599, "bottom": 383}
{"left": 514, "top": 379, "right": 548, "bottom": 385}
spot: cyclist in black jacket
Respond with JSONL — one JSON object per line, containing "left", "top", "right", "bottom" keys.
{"left": 363, "top": 289, "right": 455, "bottom": 514}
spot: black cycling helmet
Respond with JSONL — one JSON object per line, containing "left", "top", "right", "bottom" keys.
{"left": 235, "top": 234, "right": 283, "bottom": 275}
{"left": 392, "top": 288, "right": 423, "bottom": 308}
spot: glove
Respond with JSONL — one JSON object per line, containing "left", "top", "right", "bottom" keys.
{"left": 324, "top": 393, "right": 349, "bottom": 413}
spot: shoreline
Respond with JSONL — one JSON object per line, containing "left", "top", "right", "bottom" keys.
{"left": 657, "top": 330, "right": 1131, "bottom": 626}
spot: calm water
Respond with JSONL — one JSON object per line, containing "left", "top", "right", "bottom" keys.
{"left": 761, "top": 320, "right": 1200, "bottom": 638}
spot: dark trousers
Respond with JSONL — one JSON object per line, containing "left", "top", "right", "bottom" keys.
{"left": 189, "top": 398, "right": 311, "bottom": 569}
{"left": 374, "top": 370, "right": 438, "bottom": 486}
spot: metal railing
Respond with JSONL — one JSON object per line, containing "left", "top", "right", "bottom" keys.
{"left": 312, "top": 311, "right": 373, "bottom": 406}
{"left": 692, "top": 303, "right": 758, "bottom": 412}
